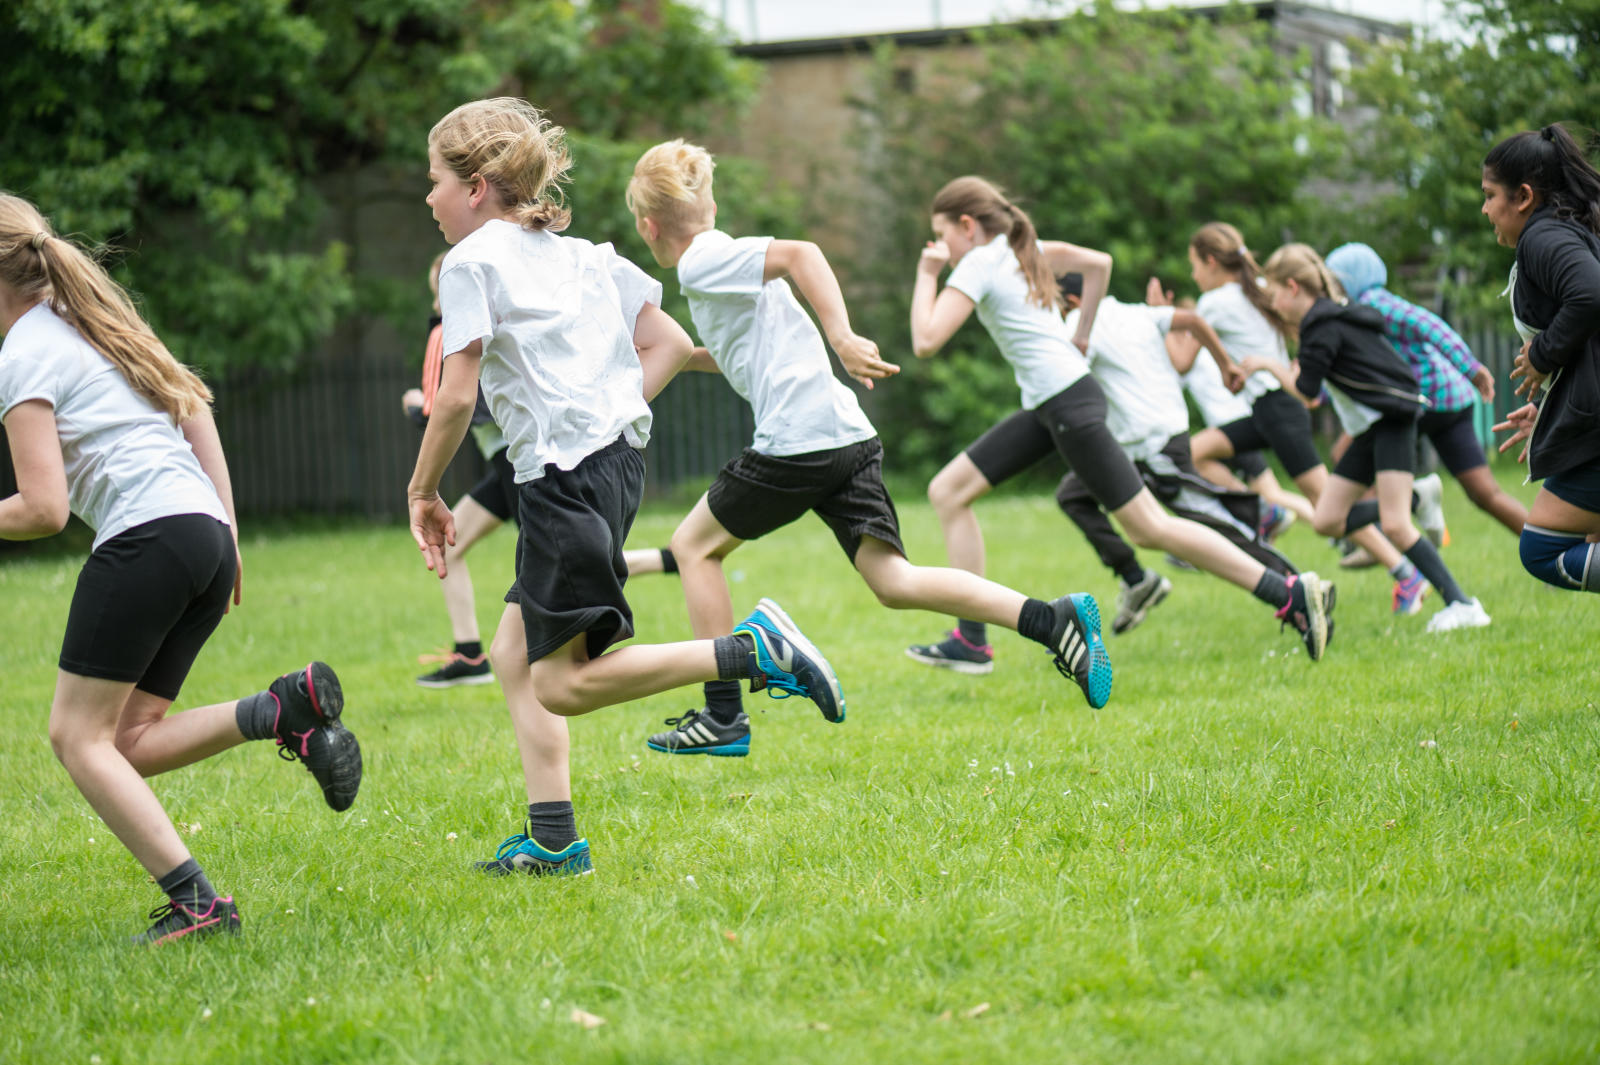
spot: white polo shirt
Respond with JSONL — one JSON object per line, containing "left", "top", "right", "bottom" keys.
{"left": 439, "top": 220, "right": 661, "bottom": 481}
{"left": 1195, "top": 281, "right": 1290, "bottom": 403}
{"left": 1065, "top": 297, "right": 1189, "bottom": 462}
{"left": 677, "top": 230, "right": 875, "bottom": 456}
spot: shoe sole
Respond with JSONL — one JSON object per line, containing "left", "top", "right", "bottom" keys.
{"left": 1111, "top": 576, "right": 1172, "bottom": 636}
{"left": 1303, "top": 575, "right": 1332, "bottom": 661}
{"left": 1070, "top": 593, "right": 1113, "bottom": 709}
{"left": 304, "top": 661, "right": 343, "bottom": 725}
{"left": 646, "top": 739, "right": 750, "bottom": 757}
{"left": 903, "top": 647, "right": 994, "bottom": 675}
{"left": 415, "top": 673, "right": 495, "bottom": 689}
{"left": 318, "top": 726, "right": 363, "bottom": 812}
{"left": 750, "top": 598, "right": 846, "bottom": 723}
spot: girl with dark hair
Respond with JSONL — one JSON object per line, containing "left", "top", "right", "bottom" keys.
{"left": 1486, "top": 123, "right": 1600, "bottom": 592}
{"left": 908, "top": 177, "right": 1336, "bottom": 665}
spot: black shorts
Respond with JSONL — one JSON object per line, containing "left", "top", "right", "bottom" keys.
{"left": 707, "top": 437, "right": 904, "bottom": 562}
{"left": 467, "top": 446, "right": 519, "bottom": 524}
{"left": 505, "top": 436, "right": 643, "bottom": 663}
{"left": 964, "top": 376, "right": 1144, "bottom": 510}
{"left": 59, "top": 514, "right": 236, "bottom": 701}
{"left": 1232, "top": 449, "right": 1270, "bottom": 481}
{"left": 1333, "top": 412, "right": 1420, "bottom": 485}
{"left": 1218, "top": 388, "right": 1322, "bottom": 479}
{"left": 1544, "top": 463, "right": 1600, "bottom": 513}
{"left": 1418, "top": 407, "right": 1488, "bottom": 475}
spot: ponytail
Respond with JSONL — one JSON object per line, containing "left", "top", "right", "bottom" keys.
{"left": 1189, "top": 221, "right": 1285, "bottom": 331}
{"left": 0, "top": 194, "right": 211, "bottom": 421}
{"left": 1484, "top": 123, "right": 1600, "bottom": 237}
{"left": 1261, "top": 243, "right": 1345, "bottom": 341}
{"left": 931, "top": 176, "right": 1064, "bottom": 315}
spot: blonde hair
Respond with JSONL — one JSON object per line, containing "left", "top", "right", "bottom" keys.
{"left": 1262, "top": 243, "right": 1346, "bottom": 339}
{"left": 0, "top": 194, "right": 211, "bottom": 421}
{"left": 1189, "top": 222, "right": 1282, "bottom": 331}
{"left": 428, "top": 98, "right": 573, "bottom": 232}
{"left": 626, "top": 139, "right": 716, "bottom": 237}
{"left": 931, "top": 177, "right": 1062, "bottom": 315}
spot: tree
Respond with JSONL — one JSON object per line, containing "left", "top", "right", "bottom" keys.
{"left": 0, "top": 0, "right": 760, "bottom": 369}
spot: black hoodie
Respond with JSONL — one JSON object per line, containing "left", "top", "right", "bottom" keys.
{"left": 1293, "top": 298, "right": 1425, "bottom": 424}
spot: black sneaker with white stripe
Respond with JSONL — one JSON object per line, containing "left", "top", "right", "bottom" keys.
{"left": 1045, "top": 593, "right": 1113, "bottom": 708}
{"left": 646, "top": 708, "right": 751, "bottom": 757}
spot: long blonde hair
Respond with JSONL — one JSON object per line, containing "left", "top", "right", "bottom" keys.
{"left": 0, "top": 194, "right": 211, "bottom": 421}
{"left": 1189, "top": 222, "right": 1282, "bottom": 331}
{"left": 931, "top": 177, "right": 1062, "bottom": 315}
{"left": 626, "top": 139, "right": 716, "bottom": 237}
{"left": 1261, "top": 243, "right": 1346, "bottom": 340}
{"left": 428, "top": 98, "right": 573, "bottom": 232}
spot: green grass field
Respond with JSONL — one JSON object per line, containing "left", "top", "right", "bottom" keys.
{"left": 2, "top": 472, "right": 1597, "bottom": 1064}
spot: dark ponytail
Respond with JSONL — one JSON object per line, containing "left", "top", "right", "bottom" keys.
{"left": 931, "top": 176, "right": 1063, "bottom": 315}
{"left": 1483, "top": 123, "right": 1600, "bottom": 237}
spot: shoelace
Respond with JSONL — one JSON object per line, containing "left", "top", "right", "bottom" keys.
{"left": 146, "top": 900, "right": 179, "bottom": 925}
{"left": 416, "top": 647, "right": 455, "bottom": 665}
{"left": 662, "top": 710, "right": 704, "bottom": 729}
{"left": 493, "top": 832, "right": 534, "bottom": 860}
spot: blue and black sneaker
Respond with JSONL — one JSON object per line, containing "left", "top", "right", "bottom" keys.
{"left": 1046, "top": 593, "right": 1112, "bottom": 709}
{"left": 473, "top": 826, "right": 593, "bottom": 877}
{"left": 733, "top": 598, "right": 845, "bottom": 723}
{"left": 647, "top": 708, "right": 751, "bottom": 756}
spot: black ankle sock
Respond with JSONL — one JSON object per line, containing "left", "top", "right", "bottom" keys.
{"left": 235, "top": 690, "right": 278, "bottom": 741}
{"left": 1344, "top": 500, "right": 1381, "bottom": 535}
{"left": 1403, "top": 538, "right": 1467, "bottom": 604}
{"left": 1254, "top": 570, "right": 1291, "bottom": 609}
{"left": 525, "top": 801, "right": 579, "bottom": 851}
{"left": 1016, "top": 599, "right": 1055, "bottom": 646}
{"left": 659, "top": 547, "right": 679, "bottom": 574}
{"left": 702, "top": 679, "right": 744, "bottom": 726}
{"left": 956, "top": 618, "right": 989, "bottom": 647}
{"left": 713, "top": 632, "right": 757, "bottom": 679}
{"left": 1117, "top": 562, "right": 1147, "bottom": 587}
{"left": 455, "top": 640, "right": 483, "bottom": 659}
{"left": 157, "top": 857, "right": 219, "bottom": 911}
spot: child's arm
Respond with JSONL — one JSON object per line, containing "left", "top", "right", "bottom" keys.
{"left": 0, "top": 400, "right": 68, "bottom": 540}
{"left": 677, "top": 347, "right": 721, "bottom": 374}
{"left": 1171, "top": 308, "right": 1247, "bottom": 392}
{"left": 635, "top": 304, "right": 695, "bottom": 402}
{"left": 910, "top": 241, "right": 976, "bottom": 358}
{"left": 1041, "top": 242, "right": 1112, "bottom": 353}
{"left": 764, "top": 240, "right": 900, "bottom": 388}
{"left": 181, "top": 406, "right": 244, "bottom": 608}
{"left": 1383, "top": 292, "right": 1494, "bottom": 401}
{"left": 1166, "top": 329, "right": 1203, "bottom": 375}
{"left": 1238, "top": 356, "right": 1318, "bottom": 407}
{"left": 407, "top": 342, "right": 481, "bottom": 577}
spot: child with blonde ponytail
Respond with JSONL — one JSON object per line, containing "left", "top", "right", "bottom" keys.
{"left": 0, "top": 193, "right": 363, "bottom": 945}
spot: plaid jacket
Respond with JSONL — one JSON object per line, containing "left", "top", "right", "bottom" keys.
{"left": 1356, "top": 288, "right": 1482, "bottom": 413}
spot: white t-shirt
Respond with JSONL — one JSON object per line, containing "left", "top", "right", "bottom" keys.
{"left": 0, "top": 304, "right": 227, "bottom": 550}
{"left": 1182, "top": 354, "right": 1252, "bottom": 428}
{"left": 1325, "top": 385, "right": 1382, "bottom": 438}
{"left": 945, "top": 234, "right": 1088, "bottom": 409}
{"left": 439, "top": 219, "right": 661, "bottom": 482}
{"left": 677, "top": 230, "right": 876, "bottom": 456}
{"left": 1064, "top": 297, "right": 1188, "bottom": 462}
{"left": 1195, "top": 281, "right": 1289, "bottom": 402}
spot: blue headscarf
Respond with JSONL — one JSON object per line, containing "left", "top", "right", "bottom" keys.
{"left": 1325, "top": 242, "right": 1387, "bottom": 298}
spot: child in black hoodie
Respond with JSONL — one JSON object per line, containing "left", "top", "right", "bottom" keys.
{"left": 1242, "top": 244, "right": 1491, "bottom": 634}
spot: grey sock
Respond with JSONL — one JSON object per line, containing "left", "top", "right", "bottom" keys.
{"left": 157, "top": 857, "right": 219, "bottom": 911}
{"left": 525, "top": 801, "right": 578, "bottom": 851}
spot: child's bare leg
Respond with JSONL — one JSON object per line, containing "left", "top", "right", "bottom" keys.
{"left": 927, "top": 453, "right": 993, "bottom": 575}
{"left": 854, "top": 537, "right": 1027, "bottom": 624}
{"left": 668, "top": 496, "right": 743, "bottom": 638}
{"left": 114, "top": 689, "right": 244, "bottom": 777}
{"left": 532, "top": 635, "right": 721, "bottom": 717}
{"left": 489, "top": 605, "right": 570, "bottom": 803}
{"left": 439, "top": 495, "right": 503, "bottom": 645}
{"left": 1112, "top": 489, "right": 1266, "bottom": 590}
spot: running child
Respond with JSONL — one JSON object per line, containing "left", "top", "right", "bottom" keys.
{"left": 1325, "top": 241, "right": 1529, "bottom": 537}
{"left": 625, "top": 140, "right": 1111, "bottom": 757}
{"left": 1184, "top": 222, "right": 1427, "bottom": 613}
{"left": 410, "top": 99, "right": 845, "bottom": 875}
{"left": 1051, "top": 273, "right": 1300, "bottom": 636}
{"left": 907, "top": 177, "right": 1334, "bottom": 669}
{"left": 0, "top": 194, "right": 362, "bottom": 945}
{"left": 1250, "top": 243, "right": 1490, "bottom": 632}
{"left": 1482, "top": 124, "right": 1600, "bottom": 592}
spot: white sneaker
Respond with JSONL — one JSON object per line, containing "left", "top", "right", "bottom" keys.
{"left": 1414, "top": 473, "right": 1447, "bottom": 547}
{"left": 1112, "top": 570, "right": 1172, "bottom": 635}
{"left": 1426, "top": 598, "right": 1491, "bottom": 633}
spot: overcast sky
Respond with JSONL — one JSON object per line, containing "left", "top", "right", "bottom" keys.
{"left": 685, "top": 0, "right": 1455, "bottom": 41}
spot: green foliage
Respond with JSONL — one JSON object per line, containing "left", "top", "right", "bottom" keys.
{"left": 0, "top": 0, "right": 759, "bottom": 370}
{"left": 1343, "top": 0, "right": 1600, "bottom": 314}
{"left": 845, "top": 2, "right": 1344, "bottom": 477}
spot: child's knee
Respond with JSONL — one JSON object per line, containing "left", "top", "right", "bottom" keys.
{"left": 1311, "top": 510, "right": 1346, "bottom": 539}
{"left": 1520, "top": 526, "right": 1598, "bottom": 590}
{"left": 488, "top": 627, "right": 526, "bottom": 677}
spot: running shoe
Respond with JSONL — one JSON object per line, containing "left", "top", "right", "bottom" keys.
{"left": 1112, "top": 570, "right": 1172, "bottom": 635}
{"left": 905, "top": 629, "right": 994, "bottom": 674}
{"left": 268, "top": 662, "right": 363, "bottom": 812}
{"left": 733, "top": 598, "right": 845, "bottom": 723}
{"left": 1258, "top": 502, "right": 1296, "bottom": 543}
{"left": 1276, "top": 572, "right": 1335, "bottom": 661}
{"left": 647, "top": 708, "right": 751, "bottom": 757}
{"left": 1414, "top": 473, "right": 1448, "bottom": 547}
{"left": 1426, "top": 598, "right": 1492, "bottom": 633}
{"left": 474, "top": 829, "right": 593, "bottom": 877}
{"left": 415, "top": 650, "right": 492, "bottom": 688}
{"left": 1045, "top": 593, "right": 1112, "bottom": 708}
{"left": 1391, "top": 571, "right": 1430, "bottom": 615}
{"left": 131, "top": 896, "right": 241, "bottom": 946}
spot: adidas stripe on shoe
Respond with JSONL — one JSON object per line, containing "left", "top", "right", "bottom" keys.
{"left": 647, "top": 708, "right": 751, "bottom": 756}
{"left": 1046, "top": 593, "right": 1112, "bottom": 708}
